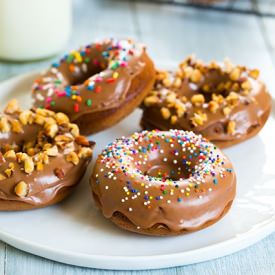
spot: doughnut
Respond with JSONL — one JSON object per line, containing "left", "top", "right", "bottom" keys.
{"left": 141, "top": 56, "right": 271, "bottom": 148}
{"left": 32, "top": 38, "right": 155, "bottom": 135}
{"left": 91, "top": 130, "right": 236, "bottom": 236}
{"left": 0, "top": 100, "right": 94, "bottom": 210}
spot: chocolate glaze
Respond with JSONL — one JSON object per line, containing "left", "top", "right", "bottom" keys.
{"left": 0, "top": 111, "right": 93, "bottom": 208}
{"left": 0, "top": 150, "right": 87, "bottom": 206}
{"left": 32, "top": 39, "right": 155, "bottom": 128}
{"left": 141, "top": 59, "right": 272, "bottom": 147}
{"left": 91, "top": 130, "right": 236, "bottom": 234}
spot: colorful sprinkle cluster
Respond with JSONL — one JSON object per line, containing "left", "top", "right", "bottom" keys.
{"left": 32, "top": 39, "right": 142, "bottom": 113}
{"left": 94, "top": 130, "right": 233, "bottom": 209}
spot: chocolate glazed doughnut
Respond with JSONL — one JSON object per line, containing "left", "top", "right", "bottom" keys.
{"left": 0, "top": 100, "right": 94, "bottom": 210}
{"left": 32, "top": 38, "right": 155, "bottom": 135}
{"left": 141, "top": 56, "right": 271, "bottom": 148}
{"left": 91, "top": 130, "right": 236, "bottom": 236}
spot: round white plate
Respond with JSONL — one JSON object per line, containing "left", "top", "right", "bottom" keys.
{"left": 0, "top": 72, "right": 275, "bottom": 270}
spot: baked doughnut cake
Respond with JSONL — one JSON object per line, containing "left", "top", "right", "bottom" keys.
{"left": 91, "top": 130, "right": 236, "bottom": 236}
{"left": 141, "top": 56, "right": 271, "bottom": 148}
{"left": 32, "top": 38, "right": 155, "bottom": 135}
{"left": 0, "top": 100, "right": 94, "bottom": 210}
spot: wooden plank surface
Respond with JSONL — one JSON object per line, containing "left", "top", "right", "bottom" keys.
{"left": 0, "top": 0, "right": 275, "bottom": 274}
{"left": 0, "top": 242, "right": 5, "bottom": 275}
{"left": 2, "top": 232, "right": 275, "bottom": 275}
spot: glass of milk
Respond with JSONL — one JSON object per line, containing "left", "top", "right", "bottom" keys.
{"left": 0, "top": 0, "right": 72, "bottom": 61}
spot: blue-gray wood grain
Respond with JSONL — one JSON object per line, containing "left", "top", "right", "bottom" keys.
{"left": 0, "top": 0, "right": 275, "bottom": 274}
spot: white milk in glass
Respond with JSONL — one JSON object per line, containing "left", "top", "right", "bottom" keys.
{"left": 0, "top": 0, "right": 72, "bottom": 61}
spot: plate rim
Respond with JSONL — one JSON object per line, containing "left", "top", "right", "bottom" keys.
{"left": 1, "top": 219, "right": 274, "bottom": 270}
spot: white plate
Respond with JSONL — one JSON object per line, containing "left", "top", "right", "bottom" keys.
{"left": 0, "top": 72, "right": 275, "bottom": 270}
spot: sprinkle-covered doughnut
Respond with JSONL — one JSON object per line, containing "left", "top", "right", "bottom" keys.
{"left": 32, "top": 38, "right": 155, "bottom": 135}
{"left": 141, "top": 56, "right": 271, "bottom": 148}
{"left": 0, "top": 100, "right": 94, "bottom": 210}
{"left": 91, "top": 130, "right": 236, "bottom": 236}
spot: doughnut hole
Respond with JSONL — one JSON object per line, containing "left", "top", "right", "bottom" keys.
{"left": 133, "top": 141, "right": 201, "bottom": 181}
{"left": 0, "top": 124, "right": 42, "bottom": 154}
{"left": 62, "top": 49, "right": 109, "bottom": 86}
{"left": 199, "top": 72, "right": 233, "bottom": 101}
{"left": 180, "top": 70, "right": 234, "bottom": 103}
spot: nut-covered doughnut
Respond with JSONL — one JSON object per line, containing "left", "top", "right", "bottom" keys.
{"left": 0, "top": 100, "right": 94, "bottom": 210}
{"left": 91, "top": 130, "right": 236, "bottom": 236}
{"left": 32, "top": 38, "right": 155, "bottom": 135}
{"left": 141, "top": 56, "right": 271, "bottom": 148}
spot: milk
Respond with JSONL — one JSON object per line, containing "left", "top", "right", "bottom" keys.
{"left": 0, "top": 0, "right": 72, "bottom": 61}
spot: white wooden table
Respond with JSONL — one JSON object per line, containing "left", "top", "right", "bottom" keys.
{"left": 0, "top": 0, "right": 275, "bottom": 274}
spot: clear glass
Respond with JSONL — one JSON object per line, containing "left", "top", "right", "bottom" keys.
{"left": 0, "top": 0, "right": 72, "bottom": 61}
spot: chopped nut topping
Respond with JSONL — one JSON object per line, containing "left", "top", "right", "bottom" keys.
{"left": 69, "top": 124, "right": 80, "bottom": 137}
{"left": 249, "top": 69, "right": 259, "bottom": 80}
{"left": 78, "top": 147, "right": 93, "bottom": 159}
{"left": 24, "top": 157, "right": 34, "bottom": 174}
{"left": 223, "top": 106, "right": 232, "bottom": 116}
{"left": 166, "top": 93, "right": 177, "bottom": 104}
{"left": 191, "top": 94, "right": 205, "bottom": 107}
{"left": 181, "top": 96, "right": 187, "bottom": 103}
{"left": 160, "top": 107, "right": 171, "bottom": 120}
{"left": 241, "top": 81, "right": 251, "bottom": 91}
{"left": 36, "top": 108, "right": 55, "bottom": 117}
{"left": 10, "top": 119, "right": 23, "bottom": 133}
{"left": 66, "top": 151, "right": 79, "bottom": 165}
{"left": 175, "top": 103, "right": 186, "bottom": 118}
{"left": 36, "top": 162, "right": 44, "bottom": 171}
{"left": 45, "top": 123, "right": 58, "bottom": 138}
{"left": 231, "top": 83, "right": 240, "bottom": 92}
{"left": 146, "top": 57, "right": 261, "bottom": 135}
{"left": 55, "top": 112, "right": 69, "bottom": 124}
{"left": 183, "top": 66, "right": 193, "bottom": 78}
{"left": 144, "top": 95, "right": 159, "bottom": 107}
{"left": 5, "top": 163, "right": 15, "bottom": 178}
{"left": 4, "top": 150, "right": 16, "bottom": 159}
{"left": 19, "top": 110, "right": 33, "bottom": 125}
{"left": 0, "top": 117, "right": 10, "bottom": 132}
{"left": 226, "top": 92, "right": 239, "bottom": 107}
{"left": 14, "top": 181, "right": 28, "bottom": 197}
{"left": 212, "top": 94, "right": 224, "bottom": 104}
{"left": 4, "top": 99, "right": 20, "bottom": 114}
{"left": 190, "top": 69, "right": 202, "bottom": 83}
{"left": 173, "top": 77, "right": 182, "bottom": 88}
{"left": 0, "top": 102, "right": 93, "bottom": 179}
{"left": 16, "top": 152, "right": 28, "bottom": 163}
{"left": 156, "top": 70, "right": 168, "bottom": 81}
{"left": 191, "top": 111, "right": 207, "bottom": 126}
{"left": 45, "top": 145, "right": 58, "bottom": 157}
{"left": 227, "top": 121, "right": 236, "bottom": 134}
{"left": 208, "top": 101, "right": 219, "bottom": 113}
{"left": 34, "top": 114, "right": 45, "bottom": 125}
{"left": 55, "top": 134, "right": 73, "bottom": 143}
{"left": 170, "top": 115, "right": 178, "bottom": 125}
{"left": 27, "top": 148, "right": 36, "bottom": 156}
{"left": 75, "top": 135, "right": 90, "bottom": 146}
{"left": 229, "top": 68, "right": 241, "bottom": 81}
{"left": 42, "top": 153, "right": 49, "bottom": 164}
